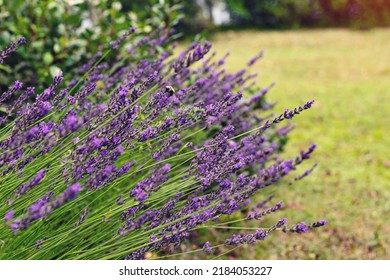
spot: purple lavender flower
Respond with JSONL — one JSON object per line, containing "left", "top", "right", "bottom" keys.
{"left": 130, "top": 164, "right": 171, "bottom": 203}
{"left": 309, "top": 220, "right": 329, "bottom": 228}
{"left": 7, "top": 87, "right": 35, "bottom": 116}
{"left": 248, "top": 201, "right": 283, "bottom": 220}
{"left": 203, "top": 241, "right": 212, "bottom": 254}
{"left": 294, "top": 163, "right": 318, "bottom": 181}
{"left": 110, "top": 27, "right": 136, "bottom": 50}
{"left": 14, "top": 169, "right": 47, "bottom": 198}
{"left": 0, "top": 80, "right": 23, "bottom": 103}
{"left": 17, "top": 36, "right": 26, "bottom": 46}
{"left": 4, "top": 210, "right": 15, "bottom": 222}
{"left": 0, "top": 38, "right": 25, "bottom": 64}
{"left": 35, "top": 237, "right": 47, "bottom": 249}
{"left": 276, "top": 218, "right": 288, "bottom": 227}
{"left": 292, "top": 222, "right": 309, "bottom": 233}
{"left": 75, "top": 206, "right": 89, "bottom": 227}
{"left": 116, "top": 194, "right": 125, "bottom": 205}
{"left": 247, "top": 50, "right": 264, "bottom": 66}
{"left": 63, "top": 183, "right": 81, "bottom": 200}
{"left": 0, "top": 26, "right": 326, "bottom": 259}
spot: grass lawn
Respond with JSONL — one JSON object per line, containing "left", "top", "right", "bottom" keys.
{"left": 190, "top": 28, "right": 390, "bottom": 259}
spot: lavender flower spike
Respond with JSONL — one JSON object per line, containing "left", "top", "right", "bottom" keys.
{"left": 4, "top": 210, "right": 15, "bottom": 222}
{"left": 203, "top": 241, "right": 212, "bottom": 254}
{"left": 18, "top": 36, "right": 27, "bottom": 46}
{"left": 110, "top": 27, "right": 136, "bottom": 50}
{"left": 0, "top": 37, "right": 26, "bottom": 64}
{"left": 75, "top": 207, "right": 89, "bottom": 227}
{"left": 0, "top": 80, "right": 23, "bottom": 103}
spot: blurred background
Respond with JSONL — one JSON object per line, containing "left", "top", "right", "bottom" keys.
{"left": 1, "top": 0, "right": 389, "bottom": 259}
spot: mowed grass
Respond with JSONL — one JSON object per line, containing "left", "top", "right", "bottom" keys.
{"left": 193, "top": 29, "right": 390, "bottom": 259}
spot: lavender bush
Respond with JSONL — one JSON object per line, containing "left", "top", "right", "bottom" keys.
{"left": 0, "top": 27, "right": 327, "bottom": 260}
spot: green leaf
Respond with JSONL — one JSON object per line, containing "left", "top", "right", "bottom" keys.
{"left": 49, "top": 66, "right": 62, "bottom": 78}
{"left": 43, "top": 52, "right": 54, "bottom": 65}
{"left": 53, "top": 43, "right": 61, "bottom": 53}
{"left": 0, "top": 64, "right": 12, "bottom": 74}
{"left": 64, "top": 14, "right": 82, "bottom": 26}
{"left": 155, "top": 45, "right": 165, "bottom": 54}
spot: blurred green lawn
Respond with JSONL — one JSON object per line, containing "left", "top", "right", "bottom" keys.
{"left": 192, "top": 29, "right": 390, "bottom": 259}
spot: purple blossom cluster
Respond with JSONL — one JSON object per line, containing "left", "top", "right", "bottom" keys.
{"left": 225, "top": 218, "right": 287, "bottom": 246}
{"left": 0, "top": 36, "right": 26, "bottom": 64}
{"left": 0, "top": 27, "right": 326, "bottom": 259}
{"left": 282, "top": 220, "right": 328, "bottom": 234}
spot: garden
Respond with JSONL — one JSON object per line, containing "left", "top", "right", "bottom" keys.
{"left": 0, "top": 0, "right": 389, "bottom": 260}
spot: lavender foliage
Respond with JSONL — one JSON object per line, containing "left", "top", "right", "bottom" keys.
{"left": 0, "top": 27, "right": 326, "bottom": 260}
